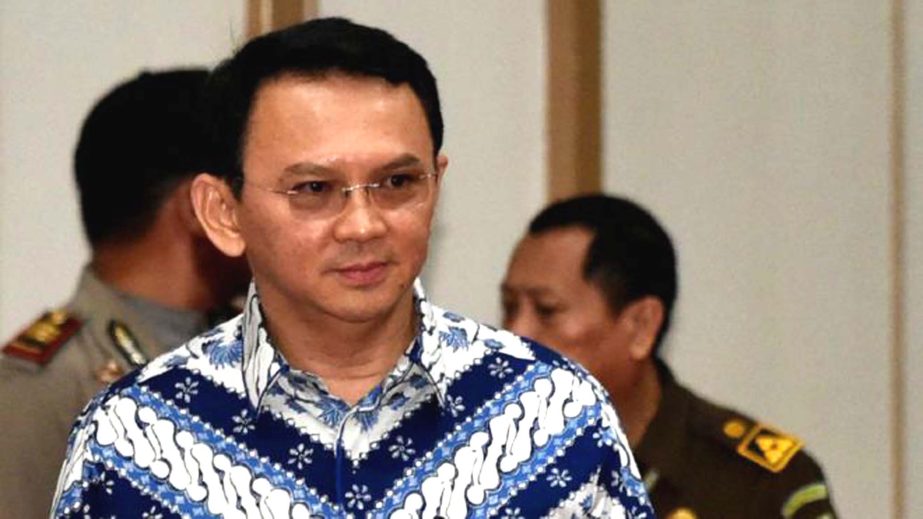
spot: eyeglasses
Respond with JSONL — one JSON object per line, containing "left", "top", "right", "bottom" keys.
{"left": 242, "top": 172, "right": 438, "bottom": 218}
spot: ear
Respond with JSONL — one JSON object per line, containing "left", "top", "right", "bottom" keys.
{"left": 190, "top": 173, "right": 246, "bottom": 257}
{"left": 435, "top": 153, "right": 449, "bottom": 181}
{"left": 171, "top": 178, "right": 207, "bottom": 238}
{"left": 432, "top": 153, "right": 448, "bottom": 201}
{"left": 619, "top": 296, "right": 665, "bottom": 361}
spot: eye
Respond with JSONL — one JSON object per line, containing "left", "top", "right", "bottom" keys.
{"left": 534, "top": 304, "right": 561, "bottom": 320}
{"left": 384, "top": 173, "right": 418, "bottom": 189}
{"left": 290, "top": 180, "right": 331, "bottom": 195}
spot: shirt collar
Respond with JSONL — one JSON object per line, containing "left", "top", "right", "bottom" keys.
{"left": 240, "top": 279, "right": 451, "bottom": 411}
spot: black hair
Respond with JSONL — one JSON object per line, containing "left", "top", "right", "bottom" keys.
{"left": 74, "top": 68, "right": 210, "bottom": 246}
{"left": 205, "top": 17, "right": 443, "bottom": 194}
{"left": 529, "top": 194, "right": 678, "bottom": 353}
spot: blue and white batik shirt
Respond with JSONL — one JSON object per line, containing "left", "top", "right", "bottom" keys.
{"left": 52, "top": 281, "right": 654, "bottom": 518}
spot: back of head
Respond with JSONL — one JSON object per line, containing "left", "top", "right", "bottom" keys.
{"left": 205, "top": 17, "right": 443, "bottom": 191}
{"left": 529, "top": 194, "right": 678, "bottom": 353}
{"left": 75, "top": 69, "right": 210, "bottom": 246}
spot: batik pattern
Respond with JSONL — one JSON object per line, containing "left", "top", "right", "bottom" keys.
{"left": 52, "top": 282, "right": 654, "bottom": 518}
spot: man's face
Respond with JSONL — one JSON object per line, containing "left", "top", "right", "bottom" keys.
{"left": 501, "top": 226, "right": 638, "bottom": 398}
{"left": 231, "top": 74, "right": 446, "bottom": 324}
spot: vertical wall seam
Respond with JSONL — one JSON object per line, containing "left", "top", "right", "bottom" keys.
{"left": 246, "top": 0, "right": 316, "bottom": 39}
{"left": 890, "top": 0, "right": 906, "bottom": 516}
{"left": 546, "top": 0, "right": 602, "bottom": 201}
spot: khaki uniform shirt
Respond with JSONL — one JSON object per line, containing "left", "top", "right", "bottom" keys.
{"left": 636, "top": 363, "right": 837, "bottom": 519}
{"left": 0, "top": 269, "right": 204, "bottom": 518}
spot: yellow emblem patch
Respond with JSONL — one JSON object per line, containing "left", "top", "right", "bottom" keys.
{"left": 723, "top": 418, "right": 747, "bottom": 439}
{"left": 2, "top": 309, "right": 82, "bottom": 365}
{"left": 737, "top": 422, "right": 803, "bottom": 472}
{"left": 667, "top": 507, "right": 697, "bottom": 519}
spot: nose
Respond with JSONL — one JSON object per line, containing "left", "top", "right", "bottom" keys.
{"left": 332, "top": 190, "right": 387, "bottom": 243}
{"left": 504, "top": 308, "right": 536, "bottom": 339}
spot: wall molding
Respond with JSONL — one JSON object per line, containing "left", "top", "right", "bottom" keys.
{"left": 546, "top": 0, "right": 601, "bottom": 201}
{"left": 890, "top": 0, "right": 907, "bottom": 516}
{"left": 246, "top": 0, "right": 317, "bottom": 39}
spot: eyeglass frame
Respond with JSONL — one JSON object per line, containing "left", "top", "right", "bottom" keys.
{"left": 235, "top": 171, "right": 440, "bottom": 215}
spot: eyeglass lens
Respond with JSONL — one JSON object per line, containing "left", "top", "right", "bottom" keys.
{"left": 286, "top": 173, "right": 434, "bottom": 216}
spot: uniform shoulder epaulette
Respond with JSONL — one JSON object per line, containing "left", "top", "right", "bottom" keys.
{"left": 720, "top": 416, "right": 804, "bottom": 473}
{"left": 2, "top": 309, "right": 82, "bottom": 365}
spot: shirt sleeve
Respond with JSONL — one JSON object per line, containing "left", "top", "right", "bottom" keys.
{"left": 775, "top": 451, "right": 838, "bottom": 519}
{"left": 50, "top": 390, "right": 112, "bottom": 517}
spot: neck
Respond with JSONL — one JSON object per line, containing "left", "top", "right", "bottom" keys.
{"left": 259, "top": 288, "right": 418, "bottom": 405}
{"left": 612, "top": 361, "right": 662, "bottom": 447}
{"left": 92, "top": 235, "right": 217, "bottom": 312}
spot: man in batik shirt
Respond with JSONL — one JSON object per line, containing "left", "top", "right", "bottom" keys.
{"left": 51, "top": 18, "right": 654, "bottom": 518}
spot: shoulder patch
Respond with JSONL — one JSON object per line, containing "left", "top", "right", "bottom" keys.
{"left": 737, "top": 422, "right": 803, "bottom": 473}
{"left": 107, "top": 320, "right": 147, "bottom": 368}
{"left": 2, "top": 309, "right": 82, "bottom": 365}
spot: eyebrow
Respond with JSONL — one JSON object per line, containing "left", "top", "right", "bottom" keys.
{"left": 282, "top": 162, "right": 333, "bottom": 177}
{"left": 282, "top": 153, "right": 426, "bottom": 178}
{"left": 501, "top": 283, "right": 555, "bottom": 299}
{"left": 380, "top": 153, "right": 425, "bottom": 171}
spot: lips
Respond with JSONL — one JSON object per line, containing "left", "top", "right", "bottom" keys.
{"left": 334, "top": 261, "right": 390, "bottom": 286}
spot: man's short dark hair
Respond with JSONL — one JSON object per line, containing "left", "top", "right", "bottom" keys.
{"left": 75, "top": 69, "right": 210, "bottom": 246}
{"left": 529, "top": 194, "right": 678, "bottom": 353}
{"left": 205, "top": 17, "right": 443, "bottom": 194}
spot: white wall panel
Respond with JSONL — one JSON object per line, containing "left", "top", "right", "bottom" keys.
{"left": 0, "top": 1, "right": 245, "bottom": 339}
{"left": 604, "top": 3, "right": 893, "bottom": 516}
{"left": 318, "top": 1, "right": 547, "bottom": 326}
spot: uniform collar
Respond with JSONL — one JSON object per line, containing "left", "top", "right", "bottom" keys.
{"left": 635, "top": 360, "right": 692, "bottom": 484}
{"left": 240, "top": 279, "right": 452, "bottom": 411}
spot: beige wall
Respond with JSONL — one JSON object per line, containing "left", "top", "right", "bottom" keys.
{"left": 603, "top": 2, "right": 902, "bottom": 516}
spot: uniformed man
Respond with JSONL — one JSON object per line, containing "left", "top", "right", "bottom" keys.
{"left": 0, "top": 70, "right": 250, "bottom": 518}
{"left": 501, "top": 194, "right": 837, "bottom": 518}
